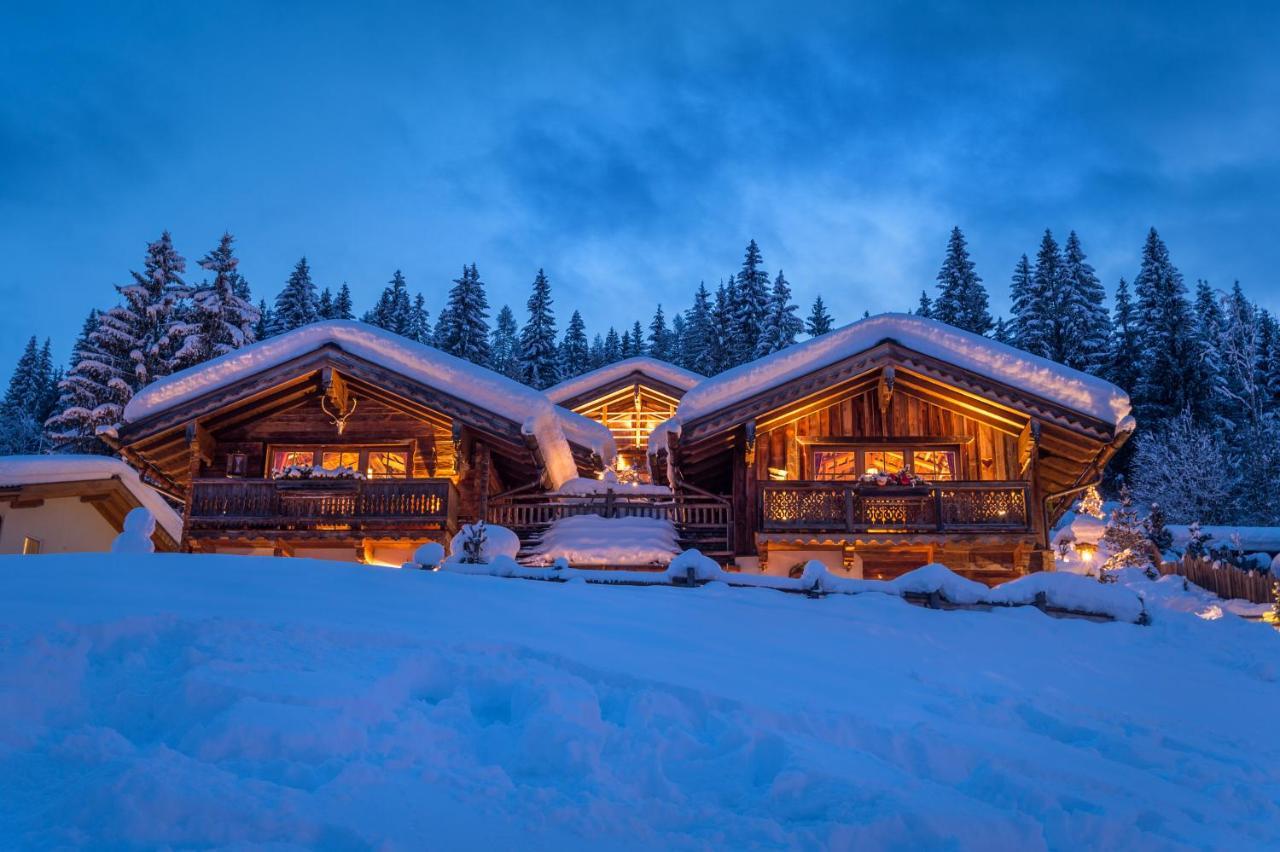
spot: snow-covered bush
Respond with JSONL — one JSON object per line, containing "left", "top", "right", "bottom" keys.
{"left": 411, "top": 542, "right": 445, "bottom": 570}
{"left": 447, "top": 523, "right": 519, "bottom": 564}
{"left": 1129, "top": 412, "right": 1234, "bottom": 525}
{"left": 110, "top": 508, "right": 156, "bottom": 554}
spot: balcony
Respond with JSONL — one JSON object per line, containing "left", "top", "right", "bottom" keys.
{"left": 187, "top": 477, "right": 458, "bottom": 537}
{"left": 759, "top": 480, "right": 1031, "bottom": 534}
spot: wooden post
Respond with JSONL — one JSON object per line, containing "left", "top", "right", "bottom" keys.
{"left": 475, "top": 442, "right": 492, "bottom": 523}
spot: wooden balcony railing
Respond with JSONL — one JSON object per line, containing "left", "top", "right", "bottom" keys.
{"left": 188, "top": 477, "right": 457, "bottom": 534}
{"left": 759, "top": 480, "right": 1031, "bottom": 534}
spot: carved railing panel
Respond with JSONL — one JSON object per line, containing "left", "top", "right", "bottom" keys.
{"left": 189, "top": 478, "right": 455, "bottom": 530}
{"left": 759, "top": 481, "right": 1029, "bottom": 533}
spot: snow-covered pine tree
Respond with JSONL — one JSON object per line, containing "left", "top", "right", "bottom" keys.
{"left": 408, "top": 293, "right": 431, "bottom": 343}
{"left": 599, "top": 327, "right": 619, "bottom": 364}
{"left": 728, "top": 240, "right": 770, "bottom": 365}
{"left": 1022, "top": 230, "right": 1066, "bottom": 359}
{"left": 755, "top": 270, "right": 802, "bottom": 357}
{"left": 1107, "top": 278, "right": 1142, "bottom": 394}
{"left": 1060, "top": 231, "right": 1112, "bottom": 373}
{"left": 0, "top": 336, "right": 56, "bottom": 454}
{"left": 1101, "top": 484, "right": 1149, "bottom": 574}
{"left": 45, "top": 310, "right": 127, "bottom": 453}
{"left": 255, "top": 299, "right": 274, "bottom": 341}
{"left": 1077, "top": 484, "right": 1104, "bottom": 519}
{"left": 588, "top": 333, "right": 604, "bottom": 368}
{"left": 1007, "top": 253, "right": 1038, "bottom": 352}
{"left": 915, "top": 291, "right": 933, "bottom": 319}
{"left": 648, "top": 305, "right": 671, "bottom": 361}
{"left": 669, "top": 313, "right": 686, "bottom": 367}
{"left": 517, "top": 269, "right": 560, "bottom": 389}
{"left": 680, "top": 284, "right": 715, "bottom": 373}
{"left": 1142, "top": 502, "right": 1172, "bottom": 578}
{"left": 559, "top": 310, "right": 590, "bottom": 378}
{"left": 807, "top": 295, "right": 834, "bottom": 337}
{"left": 932, "top": 227, "right": 991, "bottom": 335}
{"left": 173, "top": 232, "right": 259, "bottom": 370}
{"left": 435, "top": 264, "right": 491, "bottom": 365}
{"left": 272, "top": 257, "right": 318, "bottom": 333}
{"left": 1131, "top": 228, "right": 1213, "bottom": 425}
{"left": 709, "top": 282, "right": 733, "bottom": 374}
{"left": 991, "top": 317, "right": 1012, "bottom": 344}
{"left": 627, "top": 320, "right": 646, "bottom": 359}
{"left": 95, "top": 231, "right": 187, "bottom": 397}
{"left": 619, "top": 327, "right": 637, "bottom": 359}
{"left": 364, "top": 270, "right": 414, "bottom": 336}
{"left": 317, "top": 288, "right": 334, "bottom": 320}
{"left": 1216, "top": 281, "right": 1266, "bottom": 426}
{"left": 333, "top": 283, "right": 355, "bottom": 320}
{"left": 489, "top": 305, "right": 520, "bottom": 378}
{"left": 1192, "top": 280, "right": 1229, "bottom": 424}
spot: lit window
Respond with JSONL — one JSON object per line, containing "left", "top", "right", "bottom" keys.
{"left": 21, "top": 536, "right": 41, "bottom": 555}
{"left": 367, "top": 451, "right": 408, "bottom": 478}
{"left": 913, "top": 449, "right": 957, "bottom": 481}
{"left": 863, "top": 450, "right": 906, "bottom": 474}
{"left": 272, "top": 449, "right": 315, "bottom": 474}
{"left": 321, "top": 450, "right": 360, "bottom": 470}
{"left": 812, "top": 450, "right": 859, "bottom": 480}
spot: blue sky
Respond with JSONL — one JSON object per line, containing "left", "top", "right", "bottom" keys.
{"left": 2, "top": 2, "right": 1278, "bottom": 371}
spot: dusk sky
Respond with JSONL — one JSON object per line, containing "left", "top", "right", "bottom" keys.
{"left": 3, "top": 2, "right": 1278, "bottom": 371}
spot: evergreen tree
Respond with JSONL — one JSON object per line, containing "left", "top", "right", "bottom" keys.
{"left": 559, "top": 310, "right": 590, "bottom": 378}
{"left": 1101, "top": 485, "right": 1150, "bottom": 574}
{"left": 96, "top": 231, "right": 187, "bottom": 395}
{"left": 45, "top": 310, "right": 121, "bottom": 454}
{"left": 0, "top": 336, "right": 56, "bottom": 454}
{"left": 364, "top": 270, "right": 414, "bottom": 336}
{"left": 407, "top": 293, "right": 431, "bottom": 343}
{"left": 932, "top": 227, "right": 992, "bottom": 335}
{"left": 602, "top": 327, "right": 622, "bottom": 364}
{"left": 173, "top": 232, "right": 259, "bottom": 369}
{"left": 254, "top": 299, "right": 274, "bottom": 341}
{"left": 1193, "top": 280, "right": 1228, "bottom": 422}
{"left": 709, "top": 282, "right": 733, "bottom": 375}
{"left": 272, "top": 257, "right": 318, "bottom": 333}
{"left": 1131, "top": 228, "right": 1212, "bottom": 424}
{"left": 1059, "top": 231, "right": 1112, "bottom": 373}
{"left": 434, "top": 264, "right": 491, "bottom": 365}
{"left": 619, "top": 327, "right": 637, "bottom": 359}
{"left": 588, "top": 333, "right": 605, "bottom": 368}
{"left": 648, "top": 305, "right": 671, "bottom": 361}
{"left": 1017, "top": 231, "right": 1064, "bottom": 358}
{"left": 669, "top": 313, "right": 686, "bottom": 367}
{"left": 728, "top": 240, "right": 770, "bottom": 365}
{"left": 991, "top": 317, "right": 1013, "bottom": 344}
{"left": 807, "top": 295, "right": 834, "bottom": 337}
{"left": 681, "top": 284, "right": 715, "bottom": 373}
{"left": 630, "top": 320, "right": 646, "bottom": 357}
{"left": 333, "top": 283, "right": 355, "bottom": 320}
{"left": 1107, "top": 278, "right": 1142, "bottom": 394}
{"left": 317, "top": 288, "right": 334, "bottom": 320}
{"left": 489, "top": 305, "right": 520, "bottom": 379}
{"left": 755, "top": 270, "right": 802, "bottom": 357}
{"left": 1007, "top": 253, "right": 1038, "bottom": 352}
{"left": 517, "top": 269, "right": 560, "bottom": 388}
{"left": 915, "top": 291, "right": 933, "bottom": 319}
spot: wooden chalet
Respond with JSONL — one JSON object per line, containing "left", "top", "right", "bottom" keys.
{"left": 545, "top": 357, "right": 703, "bottom": 481}
{"left": 112, "top": 322, "right": 613, "bottom": 565}
{"left": 650, "top": 314, "right": 1133, "bottom": 582}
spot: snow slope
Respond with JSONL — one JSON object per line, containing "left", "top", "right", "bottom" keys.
{"left": 544, "top": 357, "right": 704, "bottom": 405}
{"left": 2, "top": 553, "right": 1278, "bottom": 849}
{"left": 674, "top": 313, "right": 1134, "bottom": 428}
{"left": 525, "top": 515, "right": 680, "bottom": 566}
{"left": 121, "top": 320, "right": 616, "bottom": 488}
{"left": 0, "top": 454, "right": 182, "bottom": 540}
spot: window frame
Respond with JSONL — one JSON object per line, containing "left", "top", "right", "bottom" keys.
{"left": 265, "top": 443, "right": 414, "bottom": 479}
{"left": 799, "top": 437, "right": 968, "bottom": 482}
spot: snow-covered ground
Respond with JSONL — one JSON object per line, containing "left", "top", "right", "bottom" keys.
{"left": 2, "top": 554, "right": 1278, "bottom": 849}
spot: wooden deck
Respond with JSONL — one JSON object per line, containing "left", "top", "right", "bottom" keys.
{"left": 758, "top": 480, "right": 1031, "bottom": 534}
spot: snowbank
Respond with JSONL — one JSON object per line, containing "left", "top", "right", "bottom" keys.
{"left": 675, "top": 313, "right": 1133, "bottom": 428}
{"left": 1167, "top": 524, "right": 1280, "bottom": 555}
{"left": 0, "top": 454, "right": 182, "bottom": 540}
{"left": 122, "top": 320, "right": 615, "bottom": 489}
{"left": 525, "top": 515, "right": 679, "bottom": 566}
{"left": 3, "top": 551, "right": 1276, "bottom": 849}
{"left": 544, "top": 357, "right": 704, "bottom": 405}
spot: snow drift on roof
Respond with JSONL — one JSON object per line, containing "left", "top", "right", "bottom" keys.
{"left": 674, "top": 313, "right": 1133, "bottom": 428}
{"left": 123, "top": 321, "right": 615, "bottom": 488}
{"left": 0, "top": 455, "right": 182, "bottom": 539}
{"left": 544, "top": 357, "right": 704, "bottom": 405}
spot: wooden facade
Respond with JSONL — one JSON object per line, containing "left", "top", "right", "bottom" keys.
{"left": 654, "top": 343, "right": 1130, "bottom": 583}
{"left": 114, "top": 344, "right": 602, "bottom": 564}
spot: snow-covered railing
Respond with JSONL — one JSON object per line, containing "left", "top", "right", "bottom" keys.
{"left": 759, "top": 480, "right": 1031, "bottom": 533}
{"left": 439, "top": 551, "right": 1149, "bottom": 624}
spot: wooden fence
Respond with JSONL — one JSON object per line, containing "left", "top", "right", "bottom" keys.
{"left": 1160, "top": 554, "right": 1278, "bottom": 605}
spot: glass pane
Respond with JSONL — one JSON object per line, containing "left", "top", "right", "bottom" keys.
{"left": 913, "top": 450, "right": 956, "bottom": 480}
{"left": 367, "top": 451, "right": 408, "bottom": 478}
{"left": 863, "top": 450, "right": 905, "bottom": 474}
{"left": 321, "top": 451, "right": 360, "bottom": 471}
{"left": 812, "top": 450, "right": 858, "bottom": 480}
{"left": 272, "top": 450, "right": 315, "bottom": 474}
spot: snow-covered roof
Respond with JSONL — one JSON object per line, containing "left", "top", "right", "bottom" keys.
{"left": 123, "top": 321, "right": 616, "bottom": 489}
{"left": 673, "top": 313, "right": 1133, "bottom": 429}
{"left": 544, "top": 357, "right": 704, "bottom": 406}
{"left": 0, "top": 455, "right": 182, "bottom": 540}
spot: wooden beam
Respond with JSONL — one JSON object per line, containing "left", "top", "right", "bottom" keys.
{"left": 186, "top": 420, "right": 216, "bottom": 466}
{"left": 878, "top": 366, "right": 895, "bottom": 421}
